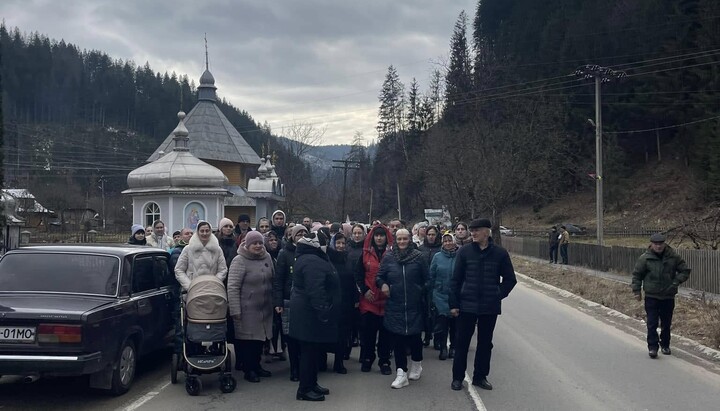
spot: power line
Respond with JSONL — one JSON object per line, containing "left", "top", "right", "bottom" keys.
{"left": 605, "top": 115, "right": 720, "bottom": 134}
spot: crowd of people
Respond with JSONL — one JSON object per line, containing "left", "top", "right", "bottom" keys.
{"left": 128, "top": 211, "right": 518, "bottom": 401}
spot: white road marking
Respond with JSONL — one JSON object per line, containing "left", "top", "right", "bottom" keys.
{"left": 463, "top": 372, "right": 488, "bottom": 411}
{"left": 120, "top": 381, "right": 170, "bottom": 411}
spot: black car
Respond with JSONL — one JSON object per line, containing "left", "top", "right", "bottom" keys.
{"left": 562, "top": 223, "right": 588, "bottom": 235}
{"left": 0, "top": 245, "right": 176, "bottom": 395}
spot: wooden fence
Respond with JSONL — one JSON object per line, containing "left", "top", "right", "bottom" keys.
{"left": 503, "top": 237, "right": 720, "bottom": 295}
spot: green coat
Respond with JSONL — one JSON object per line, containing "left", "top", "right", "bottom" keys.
{"left": 631, "top": 246, "right": 690, "bottom": 300}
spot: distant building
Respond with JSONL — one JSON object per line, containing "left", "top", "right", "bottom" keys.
{"left": 1, "top": 188, "right": 54, "bottom": 229}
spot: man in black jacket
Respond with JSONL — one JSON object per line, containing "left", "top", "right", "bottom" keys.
{"left": 449, "top": 218, "right": 517, "bottom": 392}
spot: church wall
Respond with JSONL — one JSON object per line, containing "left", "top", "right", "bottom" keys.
{"left": 206, "top": 160, "right": 245, "bottom": 187}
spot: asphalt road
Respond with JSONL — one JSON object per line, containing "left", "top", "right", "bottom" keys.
{"left": 2, "top": 276, "right": 720, "bottom": 410}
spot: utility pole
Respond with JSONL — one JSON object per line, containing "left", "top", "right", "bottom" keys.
{"left": 332, "top": 159, "right": 360, "bottom": 222}
{"left": 98, "top": 176, "right": 106, "bottom": 230}
{"left": 574, "top": 65, "right": 626, "bottom": 247}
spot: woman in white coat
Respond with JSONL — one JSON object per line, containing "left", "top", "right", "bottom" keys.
{"left": 174, "top": 221, "right": 228, "bottom": 291}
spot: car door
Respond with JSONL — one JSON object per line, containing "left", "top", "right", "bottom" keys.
{"left": 130, "top": 254, "right": 167, "bottom": 353}
{"left": 152, "top": 254, "right": 175, "bottom": 346}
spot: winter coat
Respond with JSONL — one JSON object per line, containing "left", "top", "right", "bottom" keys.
{"left": 549, "top": 231, "right": 560, "bottom": 246}
{"left": 147, "top": 233, "right": 173, "bottom": 250}
{"left": 347, "top": 239, "right": 364, "bottom": 270}
{"left": 376, "top": 248, "right": 428, "bottom": 336}
{"left": 355, "top": 225, "right": 394, "bottom": 316}
{"left": 419, "top": 240, "right": 442, "bottom": 268}
{"left": 227, "top": 245, "right": 274, "bottom": 341}
{"left": 216, "top": 233, "right": 239, "bottom": 274}
{"left": 273, "top": 241, "right": 297, "bottom": 307}
{"left": 449, "top": 238, "right": 517, "bottom": 315}
{"left": 455, "top": 236, "right": 473, "bottom": 247}
{"left": 631, "top": 245, "right": 691, "bottom": 300}
{"left": 289, "top": 244, "right": 341, "bottom": 344}
{"left": 430, "top": 248, "right": 456, "bottom": 316}
{"left": 328, "top": 247, "right": 359, "bottom": 326}
{"left": 174, "top": 233, "right": 228, "bottom": 290}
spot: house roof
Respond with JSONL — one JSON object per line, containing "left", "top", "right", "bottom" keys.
{"left": 2, "top": 189, "right": 53, "bottom": 214}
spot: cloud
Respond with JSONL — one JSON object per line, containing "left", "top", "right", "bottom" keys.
{"left": 1, "top": 0, "right": 477, "bottom": 144}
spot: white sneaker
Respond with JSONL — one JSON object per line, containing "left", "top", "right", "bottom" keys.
{"left": 408, "top": 360, "right": 422, "bottom": 380}
{"left": 391, "top": 368, "right": 409, "bottom": 389}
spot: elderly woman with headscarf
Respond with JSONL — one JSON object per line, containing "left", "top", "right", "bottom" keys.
{"left": 174, "top": 221, "right": 227, "bottom": 291}
{"left": 227, "top": 230, "right": 275, "bottom": 383}
{"left": 289, "top": 230, "right": 341, "bottom": 401}
{"left": 376, "top": 228, "right": 428, "bottom": 389}
{"left": 430, "top": 231, "right": 459, "bottom": 360}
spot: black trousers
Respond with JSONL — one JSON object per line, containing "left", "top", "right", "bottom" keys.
{"left": 236, "top": 339, "right": 264, "bottom": 373}
{"left": 390, "top": 332, "right": 423, "bottom": 372}
{"left": 434, "top": 314, "right": 456, "bottom": 350}
{"left": 359, "top": 312, "right": 391, "bottom": 366}
{"left": 645, "top": 297, "right": 675, "bottom": 349}
{"left": 549, "top": 244, "right": 558, "bottom": 263}
{"left": 560, "top": 244, "right": 569, "bottom": 264}
{"left": 298, "top": 341, "right": 321, "bottom": 393}
{"left": 334, "top": 324, "right": 352, "bottom": 367}
{"left": 285, "top": 335, "right": 300, "bottom": 374}
{"left": 452, "top": 312, "right": 498, "bottom": 381}
{"left": 271, "top": 312, "right": 285, "bottom": 353}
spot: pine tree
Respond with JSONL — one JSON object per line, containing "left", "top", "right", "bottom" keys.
{"left": 406, "top": 78, "right": 421, "bottom": 135}
{"left": 376, "top": 65, "right": 405, "bottom": 139}
{"left": 443, "top": 11, "right": 473, "bottom": 125}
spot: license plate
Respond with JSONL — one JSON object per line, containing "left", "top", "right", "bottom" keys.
{"left": 0, "top": 326, "right": 36, "bottom": 343}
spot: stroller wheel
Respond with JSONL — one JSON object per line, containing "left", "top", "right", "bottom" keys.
{"left": 220, "top": 375, "right": 237, "bottom": 393}
{"left": 170, "top": 354, "right": 179, "bottom": 384}
{"left": 185, "top": 377, "right": 202, "bottom": 396}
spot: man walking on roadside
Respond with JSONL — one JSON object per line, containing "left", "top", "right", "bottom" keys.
{"left": 449, "top": 218, "right": 517, "bottom": 391}
{"left": 631, "top": 233, "right": 691, "bottom": 359}
{"left": 559, "top": 225, "right": 570, "bottom": 264}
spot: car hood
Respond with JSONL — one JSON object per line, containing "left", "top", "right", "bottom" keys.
{"left": 0, "top": 293, "right": 114, "bottom": 321}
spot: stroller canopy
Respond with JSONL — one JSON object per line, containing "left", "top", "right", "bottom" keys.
{"left": 186, "top": 275, "right": 228, "bottom": 321}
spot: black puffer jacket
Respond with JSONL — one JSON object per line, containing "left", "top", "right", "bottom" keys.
{"left": 376, "top": 248, "right": 428, "bottom": 336}
{"left": 216, "top": 234, "right": 238, "bottom": 273}
{"left": 449, "top": 238, "right": 517, "bottom": 315}
{"left": 289, "top": 244, "right": 341, "bottom": 343}
{"left": 328, "top": 247, "right": 359, "bottom": 325}
{"left": 347, "top": 239, "right": 364, "bottom": 273}
{"left": 273, "top": 241, "right": 296, "bottom": 307}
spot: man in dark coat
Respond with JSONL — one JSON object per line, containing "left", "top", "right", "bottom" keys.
{"left": 449, "top": 218, "right": 517, "bottom": 392}
{"left": 631, "top": 233, "right": 691, "bottom": 358}
{"left": 548, "top": 226, "right": 559, "bottom": 264}
{"left": 289, "top": 231, "right": 341, "bottom": 401}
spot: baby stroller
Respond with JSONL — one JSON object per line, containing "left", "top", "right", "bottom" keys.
{"left": 170, "top": 275, "right": 236, "bottom": 396}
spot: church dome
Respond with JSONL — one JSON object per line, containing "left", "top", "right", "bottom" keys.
{"left": 126, "top": 112, "right": 228, "bottom": 190}
{"left": 199, "top": 69, "right": 215, "bottom": 85}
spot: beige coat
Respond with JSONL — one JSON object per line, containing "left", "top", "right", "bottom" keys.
{"left": 147, "top": 233, "right": 174, "bottom": 250}
{"left": 227, "top": 245, "right": 274, "bottom": 341}
{"left": 174, "top": 233, "right": 227, "bottom": 290}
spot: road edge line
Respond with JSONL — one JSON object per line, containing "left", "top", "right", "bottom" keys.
{"left": 120, "top": 381, "right": 170, "bottom": 411}
{"left": 515, "top": 270, "right": 720, "bottom": 362}
{"left": 463, "top": 372, "right": 488, "bottom": 411}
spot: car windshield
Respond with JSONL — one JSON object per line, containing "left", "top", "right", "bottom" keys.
{"left": 0, "top": 253, "right": 120, "bottom": 296}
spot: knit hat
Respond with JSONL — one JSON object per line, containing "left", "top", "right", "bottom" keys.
{"left": 131, "top": 224, "right": 145, "bottom": 235}
{"left": 291, "top": 224, "right": 309, "bottom": 238}
{"left": 218, "top": 217, "right": 234, "bottom": 229}
{"left": 650, "top": 233, "right": 666, "bottom": 243}
{"left": 442, "top": 231, "right": 455, "bottom": 241}
{"left": 297, "top": 232, "right": 321, "bottom": 249}
{"left": 237, "top": 214, "right": 251, "bottom": 223}
{"left": 244, "top": 230, "right": 264, "bottom": 247}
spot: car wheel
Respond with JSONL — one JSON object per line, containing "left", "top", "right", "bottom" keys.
{"left": 185, "top": 376, "right": 202, "bottom": 396}
{"left": 170, "top": 353, "right": 179, "bottom": 384}
{"left": 110, "top": 339, "right": 137, "bottom": 396}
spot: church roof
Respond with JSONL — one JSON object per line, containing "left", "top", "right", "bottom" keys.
{"left": 125, "top": 112, "right": 230, "bottom": 195}
{"left": 147, "top": 68, "right": 261, "bottom": 166}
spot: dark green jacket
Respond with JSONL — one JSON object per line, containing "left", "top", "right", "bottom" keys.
{"left": 631, "top": 246, "right": 690, "bottom": 299}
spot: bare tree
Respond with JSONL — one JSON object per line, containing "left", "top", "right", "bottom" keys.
{"left": 281, "top": 121, "right": 326, "bottom": 159}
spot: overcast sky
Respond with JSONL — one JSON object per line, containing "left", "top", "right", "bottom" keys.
{"left": 1, "top": 0, "right": 478, "bottom": 145}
